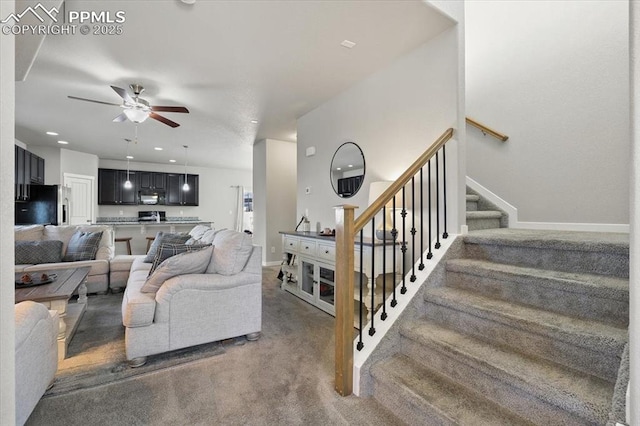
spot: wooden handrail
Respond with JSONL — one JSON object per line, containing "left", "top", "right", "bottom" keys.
{"left": 465, "top": 117, "right": 508, "bottom": 142}
{"left": 354, "top": 128, "right": 455, "bottom": 232}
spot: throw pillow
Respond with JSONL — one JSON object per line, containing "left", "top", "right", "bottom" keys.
{"left": 15, "top": 240, "right": 63, "bottom": 265}
{"left": 199, "top": 228, "right": 220, "bottom": 245}
{"left": 141, "top": 245, "right": 213, "bottom": 294}
{"left": 148, "top": 243, "right": 211, "bottom": 276}
{"left": 63, "top": 231, "right": 103, "bottom": 262}
{"left": 206, "top": 229, "right": 253, "bottom": 275}
{"left": 144, "top": 232, "right": 190, "bottom": 263}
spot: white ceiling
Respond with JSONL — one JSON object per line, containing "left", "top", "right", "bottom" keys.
{"left": 15, "top": 0, "right": 453, "bottom": 170}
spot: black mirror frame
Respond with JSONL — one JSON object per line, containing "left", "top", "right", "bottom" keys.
{"left": 329, "top": 142, "right": 366, "bottom": 198}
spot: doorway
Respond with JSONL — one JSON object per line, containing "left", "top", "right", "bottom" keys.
{"left": 63, "top": 173, "right": 95, "bottom": 225}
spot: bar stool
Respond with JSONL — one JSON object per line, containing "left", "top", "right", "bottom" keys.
{"left": 145, "top": 237, "right": 155, "bottom": 253}
{"left": 115, "top": 237, "right": 132, "bottom": 255}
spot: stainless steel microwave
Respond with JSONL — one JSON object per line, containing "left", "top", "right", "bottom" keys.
{"left": 139, "top": 191, "right": 166, "bottom": 205}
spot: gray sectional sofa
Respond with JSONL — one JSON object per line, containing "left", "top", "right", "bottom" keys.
{"left": 121, "top": 229, "right": 262, "bottom": 366}
{"left": 14, "top": 224, "right": 114, "bottom": 294}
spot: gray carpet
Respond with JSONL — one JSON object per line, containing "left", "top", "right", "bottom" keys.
{"left": 26, "top": 267, "right": 402, "bottom": 426}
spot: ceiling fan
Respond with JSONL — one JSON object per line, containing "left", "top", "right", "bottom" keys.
{"left": 68, "top": 84, "right": 189, "bottom": 128}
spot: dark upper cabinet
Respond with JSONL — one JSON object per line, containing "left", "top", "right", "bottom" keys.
{"left": 98, "top": 168, "right": 138, "bottom": 205}
{"left": 138, "top": 172, "right": 166, "bottom": 190}
{"left": 166, "top": 173, "right": 199, "bottom": 206}
{"left": 15, "top": 146, "right": 25, "bottom": 201}
{"left": 30, "top": 153, "right": 45, "bottom": 184}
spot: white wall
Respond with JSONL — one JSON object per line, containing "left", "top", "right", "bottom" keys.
{"left": 296, "top": 27, "right": 460, "bottom": 236}
{"left": 252, "top": 139, "right": 297, "bottom": 264}
{"left": 28, "top": 145, "right": 61, "bottom": 185}
{"left": 1, "top": 1, "right": 15, "bottom": 423}
{"left": 630, "top": 1, "right": 639, "bottom": 422}
{"left": 98, "top": 159, "right": 252, "bottom": 230}
{"left": 466, "top": 1, "right": 629, "bottom": 229}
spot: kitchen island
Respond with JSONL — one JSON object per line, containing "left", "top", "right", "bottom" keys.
{"left": 94, "top": 219, "right": 212, "bottom": 255}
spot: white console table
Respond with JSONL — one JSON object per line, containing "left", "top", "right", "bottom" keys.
{"left": 280, "top": 231, "right": 401, "bottom": 323}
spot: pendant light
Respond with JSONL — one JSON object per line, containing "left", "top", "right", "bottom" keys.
{"left": 124, "top": 138, "right": 132, "bottom": 189}
{"left": 182, "top": 145, "right": 190, "bottom": 192}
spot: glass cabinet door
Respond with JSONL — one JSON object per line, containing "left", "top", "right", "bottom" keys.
{"left": 317, "top": 264, "right": 335, "bottom": 312}
{"left": 300, "top": 260, "right": 315, "bottom": 301}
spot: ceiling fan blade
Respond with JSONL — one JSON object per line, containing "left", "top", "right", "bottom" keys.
{"left": 111, "top": 85, "right": 135, "bottom": 104}
{"left": 150, "top": 112, "right": 180, "bottom": 128}
{"left": 151, "top": 106, "right": 190, "bottom": 113}
{"left": 113, "top": 113, "right": 128, "bottom": 123}
{"left": 68, "top": 95, "right": 121, "bottom": 107}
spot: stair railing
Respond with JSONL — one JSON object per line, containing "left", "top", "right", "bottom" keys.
{"left": 334, "top": 128, "right": 455, "bottom": 396}
{"left": 466, "top": 117, "right": 509, "bottom": 142}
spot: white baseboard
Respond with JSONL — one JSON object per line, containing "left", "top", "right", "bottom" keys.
{"left": 262, "top": 261, "right": 282, "bottom": 267}
{"left": 466, "top": 176, "right": 629, "bottom": 234}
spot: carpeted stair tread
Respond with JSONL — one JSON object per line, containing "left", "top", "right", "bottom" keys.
{"left": 424, "top": 287, "right": 627, "bottom": 353}
{"left": 463, "top": 228, "right": 629, "bottom": 255}
{"left": 466, "top": 194, "right": 480, "bottom": 202}
{"left": 371, "top": 354, "right": 534, "bottom": 426}
{"left": 446, "top": 259, "right": 628, "bottom": 302}
{"left": 466, "top": 210, "right": 503, "bottom": 219}
{"left": 400, "top": 320, "right": 614, "bottom": 424}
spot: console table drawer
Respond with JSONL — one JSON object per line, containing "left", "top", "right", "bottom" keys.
{"left": 283, "top": 237, "right": 300, "bottom": 252}
{"left": 317, "top": 243, "right": 335, "bottom": 261}
{"left": 299, "top": 240, "right": 316, "bottom": 256}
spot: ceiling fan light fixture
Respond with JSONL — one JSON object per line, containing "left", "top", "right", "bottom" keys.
{"left": 124, "top": 108, "right": 150, "bottom": 123}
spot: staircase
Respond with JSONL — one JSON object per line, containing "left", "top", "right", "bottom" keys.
{"left": 370, "top": 229, "right": 629, "bottom": 425}
{"left": 466, "top": 187, "right": 507, "bottom": 231}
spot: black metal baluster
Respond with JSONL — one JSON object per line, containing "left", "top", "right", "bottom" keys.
{"left": 391, "top": 195, "right": 398, "bottom": 308}
{"left": 427, "top": 160, "right": 433, "bottom": 260}
{"left": 419, "top": 167, "right": 425, "bottom": 270}
{"left": 442, "top": 144, "right": 448, "bottom": 239}
{"left": 356, "top": 230, "right": 364, "bottom": 351}
{"left": 435, "top": 152, "right": 441, "bottom": 250}
{"left": 401, "top": 186, "right": 407, "bottom": 294}
{"left": 381, "top": 205, "right": 388, "bottom": 321}
{"left": 410, "top": 176, "right": 416, "bottom": 282}
{"left": 369, "top": 218, "right": 376, "bottom": 336}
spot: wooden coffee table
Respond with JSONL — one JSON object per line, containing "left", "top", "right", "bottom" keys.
{"left": 15, "top": 267, "right": 91, "bottom": 360}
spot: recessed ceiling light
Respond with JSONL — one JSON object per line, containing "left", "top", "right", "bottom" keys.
{"left": 348, "top": 164, "right": 353, "bottom": 168}
{"left": 336, "top": 167, "right": 342, "bottom": 171}
{"left": 340, "top": 40, "right": 356, "bottom": 49}
{"left": 181, "top": 0, "right": 196, "bottom": 4}
{"left": 126, "top": 155, "right": 134, "bottom": 159}
{"left": 250, "top": 120, "right": 258, "bottom": 124}
{"left": 46, "top": 131, "right": 58, "bottom": 136}
{"left": 169, "top": 159, "right": 176, "bottom": 163}
{"left": 154, "top": 147, "right": 163, "bottom": 151}
{"left": 57, "top": 140, "right": 69, "bottom": 145}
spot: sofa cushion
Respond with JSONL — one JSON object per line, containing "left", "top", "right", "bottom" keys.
{"left": 43, "top": 225, "right": 78, "bottom": 254}
{"left": 199, "top": 229, "right": 220, "bottom": 245}
{"left": 186, "top": 225, "right": 211, "bottom": 244}
{"left": 122, "top": 270, "right": 157, "bottom": 327}
{"left": 207, "top": 229, "right": 253, "bottom": 275}
{"left": 130, "top": 256, "right": 153, "bottom": 274}
{"left": 43, "top": 225, "right": 113, "bottom": 261}
{"left": 63, "top": 230, "right": 103, "bottom": 262}
{"left": 144, "top": 232, "right": 190, "bottom": 263}
{"left": 110, "top": 255, "right": 141, "bottom": 272}
{"left": 15, "top": 240, "right": 63, "bottom": 265}
{"left": 15, "top": 225, "right": 44, "bottom": 241}
{"left": 142, "top": 246, "right": 213, "bottom": 294}
{"left": 149, "top": 243, "right": 211, "bottom": 276}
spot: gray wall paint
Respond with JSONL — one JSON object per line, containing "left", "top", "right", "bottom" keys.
{"left": 253, "top": 139, "right": 297, "bottom": 264}
{"left": 28, "top": 145, "right": 61, "bottom": 185}
{"left": 98, "top": 159, "right": 252, "bottom": 230}
{"left": 1, "top": 0, "right": 15, "bottom": 422}
{"left": 466, "top": 1, "right": 629, "bottom": 226}
{"left": 297, "top": 29, "right": 459, "bottom": 233}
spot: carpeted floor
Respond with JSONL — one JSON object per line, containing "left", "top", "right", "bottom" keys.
{"left": 26, "top": 267, "right": 401, "bottom": 426}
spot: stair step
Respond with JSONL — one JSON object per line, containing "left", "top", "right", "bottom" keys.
{"left": 466, "top": 194, "right": 480, "bottom": 212}
{"left": 423, "top": 287, "right": 626, "bottom": 381}
{"left": 463, "top": 229, "right": 629, "bottom": 278}
{"left": 446, "top": 259, "right": 629, "bottom": 326}
{"left": 466, "top": 211, "right": 502, "bottom": 231}
{"left": 400, "top": 320, "right": 614, "bottom": 425}
{"left": 466, "top": 194, "right": 480, "bottom": 202}
{"left": 371, "top": 354, "right": 534, "bottom": 426}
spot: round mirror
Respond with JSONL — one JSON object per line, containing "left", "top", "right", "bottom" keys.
{"left": 330, "top": 142, "right": 365, "bottom": 198}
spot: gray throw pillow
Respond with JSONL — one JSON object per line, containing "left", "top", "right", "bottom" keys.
{"left": 141, "top": 245, "right": 213, "bottom": 294}
{"left": 144, "top": 232, "right": 190, "bottom": 263}
{"left": 15, "top": 240, "right": 64, "bottom": 265}
{"left": 63, "top": 231, "right": 103, "bottom": 261}
{"left": 148, "top": 243, "right": 212, "bottom": 276}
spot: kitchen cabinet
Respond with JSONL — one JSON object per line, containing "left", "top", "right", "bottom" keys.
{"left": 15, "top": 146, "right": 25, "bottom": 201}
{"left": 138, "top": 172, "right": 166, "bottom": 191}
{"left": 98, "top": 169, "right": 138, "bottom": 205}
{"left": 30, "top": 153, "right": 45, "bottom": 184}
{"left": 15, "top": 146, "right": 46, "bottom": 201}
{"left": 166, "top": 173, "right": 199, "bottom": 206}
